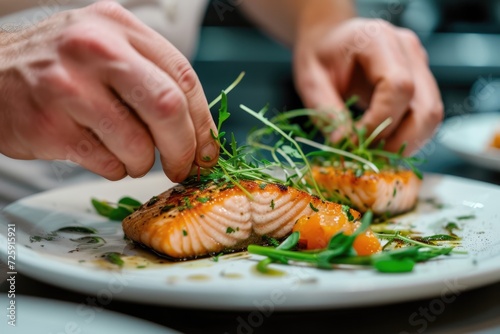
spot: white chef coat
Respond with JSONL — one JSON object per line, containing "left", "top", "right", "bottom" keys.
{"left": 0, "top": 0, "right": 208, "bottom": 208}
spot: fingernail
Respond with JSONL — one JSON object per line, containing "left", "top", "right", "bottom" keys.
{"left": 199, "top": 141, "right": 218, "bottom": 163}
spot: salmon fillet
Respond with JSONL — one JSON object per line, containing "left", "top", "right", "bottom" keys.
{"left": 123, "top": 179, "right": 359, "bottom": 259}
{"left": 311, "top": 166, "right": 421, "bottom": 216}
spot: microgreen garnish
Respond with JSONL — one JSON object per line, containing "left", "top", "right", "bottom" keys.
{"left": 208, "top": 71, "right": 245, "bottom": 109}
{"left": 91, "top": 197, "right": 141, "bottom": 221}
{"left": 246, "top": 106, "right": 424, "bottom": 185}
{"left": 191, "top": 75, "right": 295, "bottom": 199}
{"left": 241, "top": 104, "right": 324, "bottom": 198}
{"left": 296, "top": 137, "right": 379, "bottom": 173}
{"left": 226, "top": 227, "right": 236, "bottom": 234}
{"left": 182, "top": 229, "right": 188, "bottom": 237}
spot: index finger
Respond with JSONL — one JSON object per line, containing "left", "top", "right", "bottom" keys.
{"left": 126, "top": 20, "right": 219, "bottom": 167}
{"left": 87, "top": 3, "right": 219, "bottom": 171}
{"left": 355, "top": 26, "right": 415, "bottom": 138}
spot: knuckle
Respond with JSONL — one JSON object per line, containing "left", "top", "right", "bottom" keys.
{"left": 155, "top": 87, "right": 187, "bottom": 118}
{"left": 428, "top": 100, "right": 444, "bottom": 124}
{"left": 399, "top": 28, "right": 421, "bottom": 48}
{"left": 172, "top": 58, "right": 199, "bottom": 96}
{"left": 88, "top": 1, "right": 127, "bottom": 19}
{"left": 40, "top": 67, "right": 79, "bottom": 97}
{"left": 99, "top": 157, "right": 126, "bottom": 180}
{"left": 58, "top": 24, "right": 118, "bottom": 61}
{"left": 122, "top": 129, "right": 153, "bottom": 156}
{"left": 378, "top": 19, "right": 393, "bottom": 30}
{"left": 399, "top": 28, "right": 429, "bottom": 62}
{"left": 385, "top": 73, "right": 415, "bottom": 97}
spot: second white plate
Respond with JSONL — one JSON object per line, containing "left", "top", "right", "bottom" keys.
{"left": 439, "top": 112, "right": 500, "bottom": 171}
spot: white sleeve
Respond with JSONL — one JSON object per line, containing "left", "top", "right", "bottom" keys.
{"left": 0, "top": 0, "right": 208, "bottom": 59}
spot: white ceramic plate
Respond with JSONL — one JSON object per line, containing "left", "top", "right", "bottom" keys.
{"left": 1, "top": 173, "right": 500, "bottom": 310}
{"left": 0, "top": 295, "right": 175, "bottom": 333}
{"left": 439, "top": 112, "right": 500, "bottom": 171}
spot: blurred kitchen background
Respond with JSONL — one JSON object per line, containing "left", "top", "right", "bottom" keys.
{"left": 193, "top": 0, "right": 500, "bottom": 180}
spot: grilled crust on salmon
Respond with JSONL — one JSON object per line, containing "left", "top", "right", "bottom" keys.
{"left": 311, "top": 166, "right": 421, "bottom": 216}
{"left": 123, "top": 179, "right": 358, "bottom": 259}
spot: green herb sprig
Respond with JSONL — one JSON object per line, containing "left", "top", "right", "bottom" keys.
{"left": 198, "top": 74, "right": 303, "bottom": 199}
{"left": 246, "top": 105, "right": 425, "bottom": 181}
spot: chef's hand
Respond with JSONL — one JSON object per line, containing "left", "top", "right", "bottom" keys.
{"left": 0, "top": 2, "right": 218, "bottom": 182}
{"left": 293, "top": 18, "right": 443, "bottom": 153}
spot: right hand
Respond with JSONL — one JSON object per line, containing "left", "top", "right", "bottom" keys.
{"left": 0, "top": 2, "right": 218, "bottom": 182}
{"left": 293, "top": 18, "right": 443, "bottom": 154}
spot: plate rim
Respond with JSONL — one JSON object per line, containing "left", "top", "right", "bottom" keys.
{"left": 439, "top": 112, "right": 500, "bottom": 171}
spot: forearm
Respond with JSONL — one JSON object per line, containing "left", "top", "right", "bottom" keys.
{"left": 240, "top": 0, "right": 356, "bottom": 46}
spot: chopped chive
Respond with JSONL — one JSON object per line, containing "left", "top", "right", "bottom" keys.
{"left": 342, "top": 205, "right": 355, "bottom": 222}
{"left": 197, "top": 197, "right": 210, "bottom": 203}
{"left": 309, "top": 202, "right": 319, "bottom": 212}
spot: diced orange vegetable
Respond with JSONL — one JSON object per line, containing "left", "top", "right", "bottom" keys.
{"left": 292, "top": 208, "right": 381, "bottom": 256}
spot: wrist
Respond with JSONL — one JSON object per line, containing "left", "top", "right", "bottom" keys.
{"left": 295, "top": 0, "right": 355, "bottom": 46}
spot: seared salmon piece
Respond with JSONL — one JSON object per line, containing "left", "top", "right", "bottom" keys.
{"left": 311, "top": 166, "right": 421, "bottom": 216}
{"left": 122, "top": 179, "right": 359, "bottom": 259}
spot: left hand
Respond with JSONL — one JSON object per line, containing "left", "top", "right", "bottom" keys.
{"left": 293, "top": 18, "right": 443, "bottom": 154}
